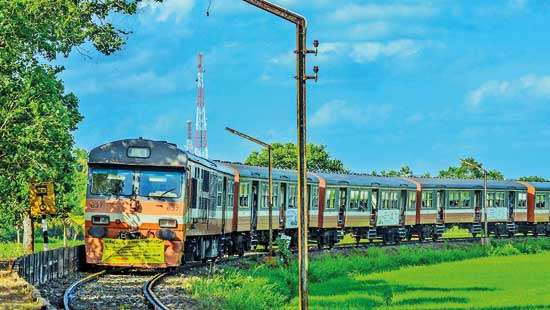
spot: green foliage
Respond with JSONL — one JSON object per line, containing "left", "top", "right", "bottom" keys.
{"left": 245, "top": 143, "right": 346, "bottom": 173}
{"left": 375, "top": 165, "right": 414, "bottom": 177}
{"left": 518, "top": 176, "right": 548, "bottom": 182}
{"left": 438, "top": 157, "right": 504, "bottom": 180}
{"left": 275, "top": 236, "right": 291, "bottom": 265}
{"left": 0, "top": 242, "right": 27, "bottom": 261}
{"left": 185, "top": 239, "right": 550, "bottom": 309}
{"left": 0, "top": 0, "right": 149, "bottom": 242}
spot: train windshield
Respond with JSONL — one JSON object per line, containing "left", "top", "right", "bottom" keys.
{"left": 91, "top": 169, "right": 133, "bottom": 196}
{"left": 139, "top": 171, "right": 184, "bottom": 198}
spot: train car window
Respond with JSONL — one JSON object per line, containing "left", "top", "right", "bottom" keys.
{"left": 381, "top": 191, "right": 399, "bottom": 209}
{"left": 487, "top": 192, "right": 505, "bottom": 208}
{"left": 536, "top": 194, "right": 546, "bottom": 209}
{"left": 288, "top": 184, "right": 297, "bottom": 209}
{"left": 421, "top": 191, "right": 433, "bottom": 208}
{"left": 273, "top": 183, "right": 279, "bottom": 210}
{"left": 91, "top": 169, "right": 133, "bottom": 196}
{"left": 408, "top": 191, "right": 416, "bottom": 210}
{"left": 239, "top": 182, "right": 250, "bottom": 208}
{"left": 202, "top": 170, "right": 210, "bottom": 192}
{"left": 461, "top": 191, "right": 471, "bottom": 208}
{"left": 349, "top": 190, "right": 360, "bottom": 209}
{"left": 226, "top": 180, "right": 234, "bottom": 208}
{"left": 325, "top": 188, "right": 337, "bottom": 209}
{"left": 310, "top": 186, "right": 319, "bottom": 210}
{"left": 127, "top": 146, "right": 150, "bottom": 158}
{"left": 371, "top": 190, "right": 378, "bottom": 211}
{"left": 139, "top": 171, "right": 183, "bottom": 198}
{"left": 217, "top": 177, "right": 224, "bottom": 208}
{"left": 260, "top": 182, "right": 269, "bottom": 209}
{"left": 517, "top": 192, "right": 527, "bottom": 208}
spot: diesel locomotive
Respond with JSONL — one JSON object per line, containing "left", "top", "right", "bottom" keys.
{"left": 85, "top": 138, "right": 550, "bottom": 267}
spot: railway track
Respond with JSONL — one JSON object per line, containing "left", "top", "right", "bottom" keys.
{"left": 63, "top": 269, "right": 168, "bottom": 310}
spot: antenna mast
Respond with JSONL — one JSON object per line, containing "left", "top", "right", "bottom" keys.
{"left": 195, "top": 53, "right": 208, "bottom": 158}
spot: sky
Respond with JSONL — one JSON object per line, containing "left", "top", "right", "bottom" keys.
{"left": 58, "top": 0, "right": 550, "bottom": 178}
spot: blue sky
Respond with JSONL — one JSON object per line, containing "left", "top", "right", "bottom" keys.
{"left": 59, "top": 0, "right": 550, "bottom": 178}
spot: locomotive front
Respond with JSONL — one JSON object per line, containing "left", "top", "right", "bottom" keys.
{"left": 84, "top": 138, "right": 187, "bottom": 268}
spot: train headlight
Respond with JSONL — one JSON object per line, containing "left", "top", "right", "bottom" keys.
{"left": 159, "top": 218, "right": 177, "bottom": 228}
{"left": 92, "top": 215, "right": 110, "bottom": 225}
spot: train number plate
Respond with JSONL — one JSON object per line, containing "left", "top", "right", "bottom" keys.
{"left": 102, "top": 239, "right": 165, "bottom": 265}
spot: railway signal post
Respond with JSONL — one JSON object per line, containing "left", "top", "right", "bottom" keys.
{"left": 30, "top": 182, "right": 56, "bottom": 252}
{"left": 225, "top": 127, "right": 274, "bottom": 256}
{"left": 239, "top": 1, "right": 319, "bottom": 309}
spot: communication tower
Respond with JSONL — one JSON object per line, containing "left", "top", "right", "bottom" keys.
{"left": 195, "top": 53, "right": 208, "bottom": 158}
{"left": 186, "top": 120, "right": 193, "bottom": 152}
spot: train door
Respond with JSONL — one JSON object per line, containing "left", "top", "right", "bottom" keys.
{"left": 508, "top": 191, "right": 515, "bottom": 222}
{"left": 437, "top": 190, "right": 445, "bottom": 223}
{"left": 370, "top": 189, "right": 379, "bottom": 226}
{"left": 338, "top": 188, "right": 347, "bottom": 228}
{"left": 279, "top": 183, "right": 287, "bottom": 229}
{"left": 251, "top": 181, "right": 259, "bottom": 231}
{"left": 474, "top": 191, "right": 482, "bottom": 222}
{"left": 400, "top": 190, "right": 407, "bottom": 225}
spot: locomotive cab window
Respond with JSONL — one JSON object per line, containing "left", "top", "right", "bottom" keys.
{"left": 139, "top": 171, "right": 183, "bottom": 198}
{"left": 90, "top": 169, "right": 133, "bottom": 196}
{"left": 127, "top": 146, "right": 150, "bottom": 158}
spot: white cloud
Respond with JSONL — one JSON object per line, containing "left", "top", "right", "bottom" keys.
{"left": 310, "top": 100, "right": 392, "bottom": 127}
{"left": 350, "top": 40, "right": 422, "bottom": 63}
{"left": 330, "top": 3, "right": 438, "bottom": 22}
{"left": 140, "top": 0, "right": 194, "bottom": 22}
{"left": 466, "top": 74, "right": 550, "bottom": 108}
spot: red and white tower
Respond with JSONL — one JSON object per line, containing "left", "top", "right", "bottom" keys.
{"left": 194, "top": 53, "right": 208, "bottom": 158}
{"left": 186, "top": 120, "right": 193, "bottom": 152}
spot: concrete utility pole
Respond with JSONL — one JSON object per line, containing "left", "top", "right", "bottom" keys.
{"left": 239, "top": 1, "right": 319, "bottom": 309}
{"left": 225, "top": 127, "right": 274, "bottom": 256}
{"left": 462, "top": 160, "right": 490, "bottom": 245}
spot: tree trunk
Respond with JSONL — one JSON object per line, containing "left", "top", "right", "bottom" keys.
{"left": 63, "top": 221, "right": 67, "bottom": 247}
{"left": 16, "top": 228, "right": 20, "bottom": 244}
{"left": 22, "top": 213, "right": 34, "bottom": 252}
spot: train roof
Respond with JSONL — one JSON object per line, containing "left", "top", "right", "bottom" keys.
{"left": 219, "top": 163, "right": 319, "bottom": 183}
{"left": 187, "top": 153, "right": 234, "bottom": 175}
{"left": 89, "top": 138, "right": 187, "bottom": 168}
{"left": 528, "top": 182, "right": 550, "bottom": 191}
{"left": 315, "top": 172, "right": 417, "bottom": 189}
{"left": 412, "top": 177, "right": 527, "bottom": 190}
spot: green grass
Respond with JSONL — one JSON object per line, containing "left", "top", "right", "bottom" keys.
{"left": 0, "top": 238, "right": 83, "bottom": 261}
{"left": 354, "top": 253, "right": 550, "bottom": 309}
{"left": 185, "top": 238, "right": 550, "bottom": 310}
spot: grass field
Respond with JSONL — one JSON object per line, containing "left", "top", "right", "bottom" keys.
{"left": 312, "top": 252, "right": 550, "bottom": 309}
{"left": 185, "top": 238, "right": 550, "bottom": 310}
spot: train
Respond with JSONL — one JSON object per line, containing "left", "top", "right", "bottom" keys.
{"left": 84, "top": 138, "right": 550, "bottom": 267}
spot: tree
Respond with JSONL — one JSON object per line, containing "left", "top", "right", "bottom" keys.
{"left": 518, "top": 176, "right": 548, "bottom": 182}
{"left": 245, "top": 143, "right": 346, "bottom": 173}
{"left": 438, "top": 157, "right": 504, "bottom": 180}
{"left": 0, "top": 0, "right": 155, "bottom": 250}
{"left": 378, "top": 165, "right": 414, "bottom": 177}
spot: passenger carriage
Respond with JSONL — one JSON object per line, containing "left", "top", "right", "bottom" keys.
{"left": 313, "top": 173, "right": 417, "bottom": 245}
{"left": 517, "top": 182, "right": 550, "bottom": 236}
{"left": 411, "top": 178, "right": 527, "bottom": 238}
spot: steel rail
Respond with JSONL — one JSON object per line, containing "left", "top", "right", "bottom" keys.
{"left": 63, "top": 270, "right": 106, "bottom": 310}
{"left": 143, "top": 272, "right": 170, "bottom": 310}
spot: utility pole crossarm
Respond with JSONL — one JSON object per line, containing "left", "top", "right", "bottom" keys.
{"left": 225, "top": 127, "right": 271, "bottom": 149}
{"left": 242, "top": 0, "right": 304, "bottom": 25}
